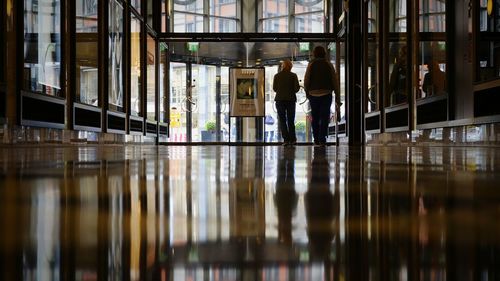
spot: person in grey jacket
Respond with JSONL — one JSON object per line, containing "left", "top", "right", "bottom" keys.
{"left": 304, "top": 46, "right": 341, "bottom": 145}
{"left": 273, "top": 59, "right": 301, "bottom": 145}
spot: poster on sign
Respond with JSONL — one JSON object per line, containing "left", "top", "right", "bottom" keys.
{"left": 229, "top": 68, "right": 265, "bottom": 117}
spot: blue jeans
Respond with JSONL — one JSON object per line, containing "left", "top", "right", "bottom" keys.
{"left": 308, "top": 94, "right": 332, "bottom": 143}
{"left": 275, "top": 101, "right": 296, "bottom": 143}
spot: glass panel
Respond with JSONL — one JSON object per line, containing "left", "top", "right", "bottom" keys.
{"left": 109, "top": 0, "right": 124, "bottom": 110}
{"left": 174, "top": 0, "right": 204, "bottom": 13}
{"left": 210, "top": 0, "right": 237, "bottom": 18}
{"left": 169, "top": 62, "right": 187, "bottom": 142}
{"left": 76, "top": 0, "right": 98, "bottom": 105}
{"left": 146, "top": 35, "right": 156, "bottom": 121}
{"left": 0, "top": 2, "right": 4, "bottom": 83}
{"left": 367, "top": 0, "right": 379, "bottom": 112}
{"left": 295, "top": 0, "right": 323, "bottom": 13}
{"left": 262, "top": 17, "right": 288, "bottom": 32}
{"left": 389, "top": 0, "right": 407, "bottom": 32}
{"left": 192, "top": 64, "right": 217, "bottom": 142}
{"left": 265, "top": 65, "right": 280, "bottom": 142}
{"left": 162, "top": 0, "right": 167, "bottom": 32}
{"left": 173, "top": 13, "right": 204, "bottom": 32}
{"left": 418, "top": 41, "right": 447, "bottom": 99}
{"left": 263, "top": 0, "right": 289, "bottom": 18}
{"left": 23, "top": 0, "right": 62, "bottom": 96}
{"left": 147, "top": 0, "right": 153, "bottom": 27}
{"left": 221, "top": 66, "right": 230, "bottom": 141}
{"left": 419, "top": 0, "right": 445, "bottom": 32}
{"left": 295, "top": 12, "right": 324, "bottom": 33}
{"left": 130, "top": 16, "right": 142, "bottom": 116}
{"left": 387, "top": 0, "right": 407, "bottom": 107}
{"left": 131, "top": 0, "right": 142, "bottom": 14}
{"left": 159, "top": 43, "right": 168, "bottom": 123}
{"left": 478, "top": 0, "right": 500, "bottom": 81}
{"left": 330, "top": 42, "right": 346, "bottom": 136}
{"left": 210, "top": 17, "right": 237, "bottom": 32}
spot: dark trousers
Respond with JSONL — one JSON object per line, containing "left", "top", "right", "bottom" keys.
{"left": 309, "top": 94, "right": 332, "bottom": 143}
{"left": 275, "top": 101, "right": 296, "bottom": 143}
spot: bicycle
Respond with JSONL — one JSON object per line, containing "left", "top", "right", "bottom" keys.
{"left": 181, "top": 84, "right": 197, "bottom": 113}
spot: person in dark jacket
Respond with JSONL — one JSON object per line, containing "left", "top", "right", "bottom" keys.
{"left": 304, "top": 46, "right": 341, "bottom": 145}
{"left": 273, "top": 59, "right": 301, "bottom": 145}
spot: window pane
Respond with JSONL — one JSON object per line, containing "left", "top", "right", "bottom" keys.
{"left": 174, "top": 0, "right": 204, "bottom": 13}
{"left": 387, "top": 0, "right": 407, "bottom": 107}
{"left": 146, "top": 35, "right": 156, "bottom": 121}
{"left": 109, "top": 0, "right": 124, "bottom": 109}
{"left": 263, "top": 0, "right": 289, "bottom": 18}
{"left": 220, "top": 66, "right": 230, "bottom": 142}
{"left": 147, "top": 0, "right": 153, "bottom": 27}
{"left": 173, "top": 13, "right": 204, "bottom": 32}
{"left": 419, "top": 0, "right": 445, "bottom": 32}
{"left": 160, "top": 44, "right": 168, "bottom": 123}
{"left": 387, "top": 42, "right": 408, "bottom": 106}
{"left": 262, "top": 17, "right": 288, "bottom": 32}
{"left": 23, "top": 0, "right": 62, "bottom": 96}
{"left": 130, "top": 16, "right": 142, "bottom": 116}
{"left": 295, "top": 0, "right": 323, "bottom": 14}
{"left": 210, "top": 17, "right": 237, "bottom": 32}
{"left": 162, "top": 0, "right": 167, "bottom": 32}
{"left": 210, "top": 0, "right": 237, "bottom": 18}
{"left": 389, "top": 0, "right": 407, "bottom": 32}
{"left": 295, "top": 12, "right": 324, "bottom": 33}
{"left": 478, "top": 1, "right": 500, "bottom": 81}
{"left": 367, "top": 0, "right": 379, "bottom": 112}
{"left": 131, "top": 0, "right": 142, "bottom": 14}
{"left": 0, "top": 2, "right": 4, "bottom": 83}
{"left": 76, "top": 0, "right": 98, "bottom": 105}
{"left": 418, "top": 41, "right": 447, "bottom": 98}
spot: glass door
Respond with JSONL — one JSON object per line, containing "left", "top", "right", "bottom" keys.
{"left": 192, "top": 64, "right": 218, "bottom": 142}
{"left": 169, "top": 62, "right": 187, "bottom": 142}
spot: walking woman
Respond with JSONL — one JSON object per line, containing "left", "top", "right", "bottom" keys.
{"left": 273, "top": 59, "right": 301, "bottom": 145}
{"left": 304, "top": 46, "right": 341, "bottom": 145}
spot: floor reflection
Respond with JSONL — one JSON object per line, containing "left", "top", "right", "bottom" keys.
{"left": 0, "top": 145, "right": 499, "bottom": 280}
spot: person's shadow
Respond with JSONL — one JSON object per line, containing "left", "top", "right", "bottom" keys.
{"left": 305, "top": 146, "right": 339, "bottom": 260}
{"left": 274, "top": 147, "right": 298, "bottom": 244}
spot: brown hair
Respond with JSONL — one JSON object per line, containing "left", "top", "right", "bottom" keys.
{"left": 281, "top": 59, "right": 293, "bottom": 71}
{"left": 313, "top": 46, "right": 326, "bottom": 59}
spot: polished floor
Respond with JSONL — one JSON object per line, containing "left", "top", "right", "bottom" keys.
{"left": 0, "top": 144, "right": 499, "bottom": 281}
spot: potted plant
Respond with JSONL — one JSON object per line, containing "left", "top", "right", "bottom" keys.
{"left": 295, "top": 121, "right": 306, "bottom": 142}
{"left": 201, "top": 120, "right": 217, "bottom": 141}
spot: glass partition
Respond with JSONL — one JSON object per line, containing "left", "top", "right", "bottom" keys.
{"left": 131, "top": 0, "right": 142, "bottom": 14}
{"left": 172, "top": 0, "right": 204, "bottom": 32}
{"left": 23, "top": 0, "right": 62, "bottom": 97}
{"left": 109, "top": 0, "right": 124, "bottom": 111}
{"left": 0, "top": 0, "right": 4, "bottom": 84}
{"left": 477, "top": 0, "right": 500, "bottom": 82}
{"left": 386, "top": 0, "right": 408, "bottom": 107}
{"left": 130, "top": 15, "right": 142, "bottom": 116}
{"left": 146, "top": 34, "right": 156, "bottom": 121}
{"left": 147, "top": 0, "right": 154, "bottom": 27}
{"left": 159, "top": 43, "right": 168, "bottom": 123}
{"left": 417, "top": 0, "right": 446, "bottom": 99}
{"left": 75, "top": 0, "right": 99, "bottom": 105}
{"left": 367, "top": 0, "right": 379, "bottom": 112}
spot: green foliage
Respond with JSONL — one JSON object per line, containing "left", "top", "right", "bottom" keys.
{"left": 295, "top": 121, "right": 306, "bottom": 132}
{"left": 205, "top": 120, "right": 216, "bottom": 131}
